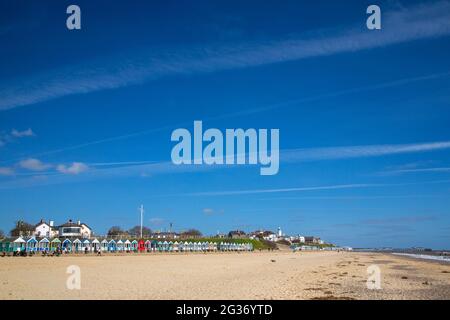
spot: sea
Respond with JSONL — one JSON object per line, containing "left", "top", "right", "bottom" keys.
{"left": 353, "top": 248, "right": 450, "bottom": 263}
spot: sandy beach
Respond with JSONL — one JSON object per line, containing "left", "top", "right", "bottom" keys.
{"left": 0, "top": 251, "right": 449, "bottom": 300}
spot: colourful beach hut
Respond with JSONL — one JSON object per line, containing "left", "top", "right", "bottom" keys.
{"left": 173, "top": 241, "right": 179, "bottom": 252}
{"left": 26, "top": 237, "right": 38, "bottom": 252}
{"left": 131, "top": 240, "right": 138, "bottom": 252}
{"left": 73, "top": 239, "right": 82, "bottom": 253}
{"left": 108, "top": 239, "right": 117, "bottom": 252}
{"left": 62, "top": 238, "right": 72, "bottom": 252}
{"left": 145, "top": 240, "right": 151, "bottom": 252}
{"left": 38, "top": 238, "right": 50, "bottom": 251}
{"left": 138, "top": 239, "right": 145, "bottom": 252}
{"left": 50, "top": 238, "right": 61, "bottom": 251}
{"left": 151, "top": 240, "right": 158, "bottom": 251}
{"left": 13, "top": 236, "right": 26, "bottom": 252}
{"left": 0, "top": 239, "right": 13, "bottom": 253}
{"left": 101, "top": 239, "right": 108, "bottom": 252}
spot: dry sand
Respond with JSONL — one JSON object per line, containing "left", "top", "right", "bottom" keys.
{"left": 0, "top": 251, "right": 449, "bottom": 300}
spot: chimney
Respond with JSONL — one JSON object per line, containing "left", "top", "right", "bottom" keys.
{"left": 49, "top": 220, "right": 54, "bottom": 227}
{"left": 77, "top": 220, "right": 81, "bottom": 225}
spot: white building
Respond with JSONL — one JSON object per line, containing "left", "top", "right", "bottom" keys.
{"left": 34, "top": 220, "right": 58, "bottom": 238}
{"left": 59, "top": 220, "right": 92, "bottom": 238}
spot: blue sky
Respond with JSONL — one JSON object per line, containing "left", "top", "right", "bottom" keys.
{"left": 1, "top": 0, "right": 450, "bottom": 248}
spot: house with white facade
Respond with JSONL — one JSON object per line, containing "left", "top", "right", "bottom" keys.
{"left": 34, "top": 220, "right": 58, "bottom": 238}
{"left": 59, "top": 220, "right": 92, "bottom": 239}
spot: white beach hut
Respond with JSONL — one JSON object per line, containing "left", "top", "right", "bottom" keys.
{"left": 117, "top": 239, "right": 124, "bottom": 252}
{"left": 145, "top": 240, "right": 151, "bottom": 252}
{"left": 92, "top": 238, "right": 100, "bottom": 252}
{"left": 101, "top": 239, "right": 108, "bottom": 252}
{"left": 82, "top": 239, "right": 91, "bottom": 252}
{"left": 13, "top": 236, "right": 26, "bottom": 252}
{"left": 124, "top": 239, "right": 131, "bottom": 252}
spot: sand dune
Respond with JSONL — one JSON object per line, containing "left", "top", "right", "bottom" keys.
{"left": 0, "top": 251, "right": 449, "bottom": 300}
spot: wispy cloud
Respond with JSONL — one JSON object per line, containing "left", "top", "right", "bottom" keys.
{"left": 187, "top": 184, "right": 384, "bottom": 196}
{"left": 1, "top": 1, "right": 450, "bottom": 111}
{"left": 203, "top": 208, "right": 224, "bottom": 216}
{"left": 3, "top": 139, "right": 450, "bottom": 189}
{"left": 282, "top": 141, "right": 450, "bottom": 162}
{"left": 181, "top": 180, "right": 450, "bottom": 197}
{"left": 381, "top": 167, "right": 450, "bottom": 175}
{"left": 56, "top": 162, "right": 89, "bottom": 175}
{"left": 11, "top": 128, "right": 35, "bottom": 138}
{"left": 0, "top": 167, "right": 14, "bottom": 176}
{"left": 0, "top": 128, "right": 35, "bottom": 148}
{"left": 18, "top": 158, "right": 51, "bottom": 171}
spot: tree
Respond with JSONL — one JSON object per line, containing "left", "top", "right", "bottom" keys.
{"left": 181, "top": 229, "right": 202, "bottom": 238}
{"left": 127, "top": 226, "right": 152, "bottom": 237}
{"left": 10, "top": 220, "right": 35, "bottom": 237}
{"left": 107, "top": 226, "right": 126, "bottom": 237}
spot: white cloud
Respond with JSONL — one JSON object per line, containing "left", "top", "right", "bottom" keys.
{"left": 11, "top": 128, "right": 35, "bottom": 138}
{"left": 282, "top": 141, "right": 450, "bottom": 162}
{"left": 1, "top": 1, "right": 450, "bottom": 110}
{"left": 381, "top": 167, "right": 450, "bottom": 175}
{"left": 0, "top": 167, "right": 14, "bottom": 176}
{"left": 190, "top": 184, "right": 383, "bottom": 196}
{"left": 18, "top": 158, "right": 51, "bottom": 171}
{"left": 56, "top": 162, "right": 89, "bottom": 175}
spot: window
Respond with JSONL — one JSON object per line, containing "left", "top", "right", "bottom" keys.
{"left": 62, "top": 227, "right": 81, "bottom": 234}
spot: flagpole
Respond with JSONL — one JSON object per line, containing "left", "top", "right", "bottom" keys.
{"left": 140, "top": 204, "right": 144, "bottom": 239}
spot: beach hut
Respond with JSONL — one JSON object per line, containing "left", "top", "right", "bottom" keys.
{"left": 62, "top": 238, "right": 72, "bottom": 252}
{"left": 0, "top": 239, "right": 13, "bottom": 253}
{"left": 13, "top": 237, "right": 26, "bottom": 252}
{"left": 145, "top": 240, "right": 151, "bottom": 252}
{"left": 82, "top": 239, "right": 91, "bottom": 252}
{"left": 138, "top": 239, "right": 145, "bottom": 252}
{"left": 162, "top": 241, "right": 169, "bottom": 252}
{"left": 117, "top": 240, "right": 124, "bottom": 252}
{"left": 123, "top": 239, "right": 131, "bottom": 251}
{"left": 73, "top": 239, "right": 82, "bottom": 253}
{"left": 151, "top": 240, "right": 158, "bottom": 251}
{"left": 131, "top": 240, "right": 138, "bottom": 252}
{"left": 26, "top": 237, "right": 38, "bottom": 252}
{"left": 92, "top": 239, "right": 100, "bottom": 252}
{"left": 156, "top": 241, "right": 163, "bottom": 252}
{"left": 173, "top": 241, "right": 179, "bottom": 252}
{"left": 38, "top": 238, "right": 50, "bottom": 251}
{"left": 50, "top": 238, "right": 61, "bottom": 251}
{"left": 108, "top": 239, "right": 117, "bottom": 252}
{"left": 168, "top": 241, "right": 174, "bottom": 252}
{"left": 101, "top": 239, "right": 108, "bottom": 252}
